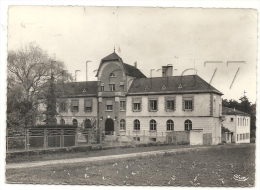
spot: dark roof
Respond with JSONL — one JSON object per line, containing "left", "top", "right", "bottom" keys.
{"left": 58, "top": 81, "right": 98, "bottom": 97}
{"left": 101, "top": 52, "right": 122, "bottom": 61}
{"left": 127, "top": 75, "right": 223, "bottom": 95}
{"left": 97, "top": 52, "right": 146, "bottom": 79}
{"left": 222, "top": 107, "right": 250, "bottom": 116}
{"left": 123, "top": 63, "right": 146, "bottom": 79}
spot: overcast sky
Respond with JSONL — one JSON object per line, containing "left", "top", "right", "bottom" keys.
{"left": 8, "top": 6, "right": 257, "bottom": 102}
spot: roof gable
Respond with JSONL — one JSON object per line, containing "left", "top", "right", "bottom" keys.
{"left": 96, "top": 52, "right": 146, "bottom": 79}
{"left": 222, "top": 106, "right": 250, "bottom": 116}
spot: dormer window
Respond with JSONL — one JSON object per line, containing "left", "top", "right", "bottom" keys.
{"left": 110, "top": 73, "right": 116, "bottom": 77}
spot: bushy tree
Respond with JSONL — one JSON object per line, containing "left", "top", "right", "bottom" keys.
{"left": 7, "top": 42, "right": 71, "bottom": 129}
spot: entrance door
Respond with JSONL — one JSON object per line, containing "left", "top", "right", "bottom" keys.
{"left": 105, "top": 118, "right": 114, "bottom": 135}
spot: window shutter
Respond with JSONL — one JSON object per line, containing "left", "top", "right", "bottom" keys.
{"left": 65, "top": 99, "right": 68, "bottom": 113}
{"left": 58, "top": 101, "right": 61, "bottom": 112}
{"left": 72, "top": 100, "right": 79, "bottom": 106}
{"left": 71, "top": 99, "right": 79, "bottom": 112}
{"left": 106, "top": 99, "right": 112, "bottom": 105}
{"left": 133, "top": 98, "right": 141, "bottom": 103}
{"left": 85, "top": 100, "right": 92, "bottom": 107}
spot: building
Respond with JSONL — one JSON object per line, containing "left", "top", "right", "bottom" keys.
{"left": 51, "top": 51, "right": 224, "bottom": 145}
{"left": 222, "top": 107, "right": 250, "bottom": 143}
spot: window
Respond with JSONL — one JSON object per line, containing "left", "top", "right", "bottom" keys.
{"left": 109, "top": 84, "right": 115, "bottom": 91}
{"left": 243, "top": 134, "right": 245, "bottom": 140}
{"left": 149, "top": 100, "right": 158, "bottom": 111}
{"left": 106, "top": 99, "right": 113, "bottom": 111}
{"left": 182, "top": 96, "right": 194, "bottom": 111}
{"left": 85, "top": 100, "right": 92, "bottom": 112}
{"left": 150, "top": 119, "right": 157, "bottom": 131}
{"left": 73, "top": 119, "right": 78, "bottom": 127}
{"left": 166, "top": 120, "right": 174, "bottom": 131}
{"left": 71, "top": 100, "right": 79, "bottom": 112}
{"left": 120, "top": 119, "right": 126, "bottom": 130}
{"left": 184, "top": 100, "right": 193, "bottom": 110}
{"left": 60, "top": 119, "right": 65, "bottom": 125}
{"left": 184, "top": 119, "right": 192, "bottom": 131}
{"left": 133, "top": 137, "right": 140, "bottom": 141}
{"left": 149, "top": 138, "right": 156, "bottom": 142}
{"left": 120, "top": 82, "right": 124, "bottom": 91}
{"left": 134, "top": 119, "right": 140, "bottom": 130}
{"left": 60, "top": 102, "right": 66, "bottom": 112}
{"left": 110, "top": 73, "right": 115, "bottom": 77}
{"left": 230, "top": 118, "right": 234, "bottom": 122}
{"left": 84, "top": 119, "right": 91, "bottom": 128}
{"left": 132, "top": 98, "right": 141, "bottom": 111}
{"left": 100, "top": 86, "right": 104, "bottom": 91}
{"left": 166, "top": 100, "right": 175, "bottom": 111}
{"left": 237, "top": 134, "right": 239, "bottom": 141}
{"left": 120, "top": 101, "right": 126, "bottom": 111}
{"left": 73, "top": 106, "right": 79, "bottom": 112}
{"left": 240, "top": 134, "right": 242, "bottom": 140}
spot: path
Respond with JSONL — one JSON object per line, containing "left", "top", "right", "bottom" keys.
{"left": 6, "top": 146, "right": 211, "bottom": 169}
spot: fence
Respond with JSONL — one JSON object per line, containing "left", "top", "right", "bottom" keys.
{"left": 6, "top": 128, "right": 213, "bottom": 153}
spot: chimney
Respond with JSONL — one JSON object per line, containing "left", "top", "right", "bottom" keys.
{"left": 162, "top": 65, "right": 173, "bottom": 77}
{"left": 162, "top": 66, "right": 168, "bottom": 77}
{"left": 167, "top": 65, "right": 173, "bottom": 76}
{"left": 134, "top": 62, "right": 137, "bottom": 68}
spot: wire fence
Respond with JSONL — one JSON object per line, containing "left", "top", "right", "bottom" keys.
{"left": 6, "top": 128, "right": 213, "bottom": 153}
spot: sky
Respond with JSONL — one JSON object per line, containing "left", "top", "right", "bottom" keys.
{"left": 7, "top": 6, "right": 257, "bottom": 102}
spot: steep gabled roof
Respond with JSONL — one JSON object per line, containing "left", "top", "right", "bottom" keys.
{"left": 222, "top": 106, "right": 250, "bottom": 116}
{"left": 123, "top": 63, "right": 146, "bottom": 79}
{"left": 57, "top": 81, "right": 98, "bottom": 97}
{"left": 96, "top": 52, "right": 146, "bottom": 79}
{"left": 127, "top": 75, "right": 223, "bottom": 95}
{"left": 101, "top": 52, "right": 122, "bottom": 61}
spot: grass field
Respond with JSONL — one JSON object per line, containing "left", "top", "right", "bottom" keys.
{"left": 6, "top": 144, "right": 255, "bottom": 186}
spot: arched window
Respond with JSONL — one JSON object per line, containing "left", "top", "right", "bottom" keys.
{"left": 60, "top": 119, "right": 65, "bottom": 125}
{"left": 134, "top": 119, "right": 140, "bottom": 130}
{"left": 109, "top": 73, "right": 115, "bottom": 77}
{"left": 166, "top": 120, "right": 174, "bottom": 131}
{"left": 73, "top": 119, "right": 78, "bottom": 127}
{"left": 150, "top": 119, "right": 157, "bottom": 131}
{"left": 120, "top": 119, "right": 126, "bottom": 130}
{"left": 84, "top": 119, "right": 91, "bottom": 128}
{"left": 184, "top": 119, "right": 192, "bottom": 131}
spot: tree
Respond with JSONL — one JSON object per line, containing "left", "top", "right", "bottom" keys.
{"left": 7, "top": 42, "right": 70, "bottom": 128}
{"left": 44, "top": 71, "right": 58, "bottom": 125}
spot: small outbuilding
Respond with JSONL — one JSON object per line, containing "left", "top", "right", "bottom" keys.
{"left": 222, "top": 107, "right": 250, "bottom": 143}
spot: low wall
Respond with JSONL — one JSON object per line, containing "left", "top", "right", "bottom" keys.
{"left": 190, "top": 130, "right": 203, "bottom": 145}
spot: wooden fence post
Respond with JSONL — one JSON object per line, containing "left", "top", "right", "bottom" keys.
{"left": 24, "top": 129, "right": 27, "bottom": 151}
{"left": 61, "top": 129, "right": 64, "bottom": 147}
{"left": 6, "top": 133, "right": 8, "bottom": 152}
{"left": 75, "top": 128, "right": 78, "bottom": 147}
{"left": 26, "top": 129, "right": 30, "bottom": 151}
{"left": 44, "top": 129, "right": 47, "bottom": 149}
{"left": 88, "top": 133, "right": 91, "bottom": 145}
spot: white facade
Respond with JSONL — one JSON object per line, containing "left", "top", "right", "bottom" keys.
{"left": 222, "top": 114, "right": 250, "bottom": 143}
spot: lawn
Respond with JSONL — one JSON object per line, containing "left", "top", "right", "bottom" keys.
{"left": 6, "top": 144, "right": 255, "bottom": 187}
